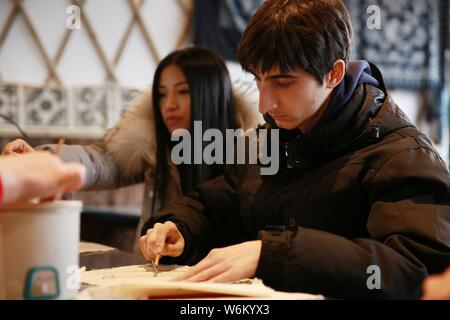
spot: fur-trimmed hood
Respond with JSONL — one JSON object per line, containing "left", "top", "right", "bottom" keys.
{"left": 103, "top": 81, "right": 263, "bottom": 178}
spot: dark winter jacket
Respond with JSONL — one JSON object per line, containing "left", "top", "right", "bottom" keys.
{"left": 143, "top": 63, "right": 450, "bottom": 299}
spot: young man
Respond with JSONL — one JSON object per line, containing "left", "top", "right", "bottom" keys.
{"left": 140, "top": 0, "right": 450, "bottom": 299}
{"left": 0, "top": 152, "right": 86, "bottom": 206}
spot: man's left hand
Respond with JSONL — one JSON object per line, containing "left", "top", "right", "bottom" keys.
{"left": 173, "top": 240, "right": 262, "bottom": 283}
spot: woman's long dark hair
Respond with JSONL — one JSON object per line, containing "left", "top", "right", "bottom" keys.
{"left": 152, "top": 47, "right": 235, "bottom": 209}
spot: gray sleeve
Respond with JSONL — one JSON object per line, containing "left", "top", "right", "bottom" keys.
{"left": 37, "top": 143, "right": 144, "bottom": 190}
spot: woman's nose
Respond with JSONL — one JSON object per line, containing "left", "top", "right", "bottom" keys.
{"left": 163, "top": 93, "right": 178, "bottom": 111}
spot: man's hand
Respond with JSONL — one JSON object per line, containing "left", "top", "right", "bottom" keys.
{"left": 173, "top": 240, "right": 262, "bottom": 283}
{"left": 140, "top": 221, "right": 185, "bottom": 261}
{"left": 2, "top": 138, "right": 35, "bottom": 155}
{"left": 0, "top": 152, "right": 86, "bottom": 205}
{"left": 422, "top": 267, "right": 450, "bottom": 300}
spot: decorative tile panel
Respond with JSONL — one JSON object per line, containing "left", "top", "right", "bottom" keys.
{"left": 0, "top": 84, "right": 19, "bottom": 125}
{"left": 0, "top": 83, "right": 142, "bottom": 139}
{"left": 74, "top": 86, "right": 110, "bottom": 127}
{"left": 24, "top": 86, "right": 67, "bottom": 126}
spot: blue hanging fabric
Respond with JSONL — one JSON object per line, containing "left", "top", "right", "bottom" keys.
{"left": 192, "top": 0, "right": 263, "bottom": 61}
{"left": 345, "top": 0, "right": 447, "bottom": 145}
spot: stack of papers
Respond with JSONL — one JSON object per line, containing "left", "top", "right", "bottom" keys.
{"left": 77, "top": 264, "right": 324, "bottom": 300}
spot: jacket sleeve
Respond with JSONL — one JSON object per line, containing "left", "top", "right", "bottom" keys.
{"left": 256, "top": 146, "right": 450, "bottom": 299}
{"left": 36, "top": 90, "right": 154, "bottom": 190}
{"left": 37, "top": 142, "right": 143, "bottom": 190}
{"left": 141, "top": 165, "right": 253, "bottom": 265}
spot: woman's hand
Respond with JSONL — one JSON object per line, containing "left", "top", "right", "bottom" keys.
{"left": 140, "top": 221, "right": 185, "bottom": 261}
{"left": 2, "top": 138, "right": 35, "bottom": 155}
{"left": 173, "top": 240, "right": 262, "bottom": 283}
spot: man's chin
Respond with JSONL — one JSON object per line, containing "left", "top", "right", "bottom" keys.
{"left": 274, "top": 120, "right": 297, "bottom": 130}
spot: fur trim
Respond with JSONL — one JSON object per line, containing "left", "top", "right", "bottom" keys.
{"left": 104, "top": 89, "right": 156, "bottom": 178}
{"left": 104, "top": 81, "right": 263, "bottom": 178}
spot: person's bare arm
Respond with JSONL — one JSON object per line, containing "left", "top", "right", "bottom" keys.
{"left": 3, "top": 138, "right": 143, "bottom": 190}
{"left": 422, "top": 267, "right": 450, "bottom": 300}
{"left": 0, "top": 152, "right": 86, "bottom": 206}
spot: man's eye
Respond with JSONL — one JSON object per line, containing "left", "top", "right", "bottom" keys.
{"left": 276, "top": 80, "right": 294, "bottom": 88}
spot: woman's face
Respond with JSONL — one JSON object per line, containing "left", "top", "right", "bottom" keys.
{"left": 158, "top": 64, "right": 191, "bottom": 134}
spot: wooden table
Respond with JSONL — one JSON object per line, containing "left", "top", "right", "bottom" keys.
{"left": 80, "top": 248, "right": 147, "bottom": 271}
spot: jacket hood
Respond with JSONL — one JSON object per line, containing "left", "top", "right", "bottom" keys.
{"left": 321, "top": 60, "right": 380, "bottom": 122}
{"left": 102, "top": 81, "right": 263, "bottom": 178}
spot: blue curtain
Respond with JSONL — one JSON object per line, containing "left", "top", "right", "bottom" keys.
{"left": 345, "top": 0, "right": 449, "bottom": 144}
{"left": 192, "top": 0, "right": 263, "bottom": 60}
{"left": 193, "top": 0, "right": 450, "bottom": 147}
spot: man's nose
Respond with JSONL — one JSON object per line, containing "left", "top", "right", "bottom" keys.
{"left": 258, "top": 86, "right": 277, "bottom": 114}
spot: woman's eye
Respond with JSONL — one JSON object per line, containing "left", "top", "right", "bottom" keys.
{"left": 178, "top": 89, "right": 190, "bottom": 95}
{"left": 158, "top": 92, "right": 166, "bottom": 98}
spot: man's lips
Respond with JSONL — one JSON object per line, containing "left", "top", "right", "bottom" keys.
{"left": 270, "top": 114, "right": 287, "bottom": 120}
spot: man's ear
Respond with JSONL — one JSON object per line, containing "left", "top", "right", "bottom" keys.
{"left": 325, "top": 60, "right": 346, "bottom": 89}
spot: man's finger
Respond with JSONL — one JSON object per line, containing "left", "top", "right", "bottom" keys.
{"left": 207, "top": 270, "right": 235, "bottom": 283}
{"left": 146, "top": 228, "right": 159, "bottom": 258}
{"left": 162, "top": 242, "right": 182, "bottom": 257}
{"left": 140, "top": 235, "right": 153, "bottom": 261}
{"left": 186, "top": 262, "right": 228, "bottom": 282}
{"left": 140, "top": 235, "right": 147, "bottom": 259}
{"left": 173, "top": 255, "right": 218, "bottom": 281}
{"left": 152, "top": 225, "right": 168, "bottom": 255}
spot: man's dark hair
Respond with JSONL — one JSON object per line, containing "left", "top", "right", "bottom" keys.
{"left": 237, "top": 0, "right": 353, "bottom": 84}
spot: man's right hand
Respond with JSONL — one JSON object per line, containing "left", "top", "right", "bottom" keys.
{"left": 140, "top": 221, "right": 185, "bottom": 261}
{"left": 2, "top": 138, "right": 35, "bottom": 155}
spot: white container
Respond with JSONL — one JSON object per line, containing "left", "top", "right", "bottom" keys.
{"left": 0, "top": 200, "right": 82, "bottom": 300}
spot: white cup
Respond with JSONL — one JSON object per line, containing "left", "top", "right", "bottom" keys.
{"left": 0, "top": 200, "right": 82, "bottom": 300}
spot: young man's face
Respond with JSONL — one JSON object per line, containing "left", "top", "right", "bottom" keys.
{"left": 253, "top": 66, "right": 333, "bottom": 133}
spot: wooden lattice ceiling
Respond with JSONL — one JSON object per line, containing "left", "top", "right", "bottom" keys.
{"left": 0, "top": 0, "right": 193, "bottom": 88}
